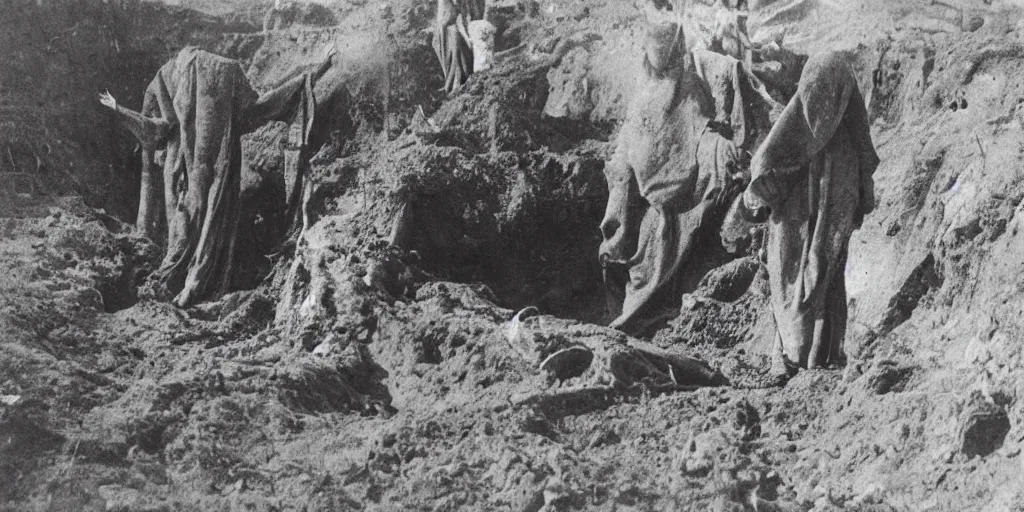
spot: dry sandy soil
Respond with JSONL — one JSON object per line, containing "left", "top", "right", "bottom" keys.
{"left": 3, "top": 0, "right": 1024, "bottom": 510}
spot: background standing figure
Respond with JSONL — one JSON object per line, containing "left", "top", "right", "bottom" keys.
{"left": 433, "top": 0, "right": 486, "bottom": 93}
{"left": 467, "top": 19, "right": 497, "bottom": 72}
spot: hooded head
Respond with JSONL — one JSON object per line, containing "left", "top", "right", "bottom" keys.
{"left": 645, "top": 22, "right": 687, "bottom": 76}
{"left": 641, "top": 0, "right": 690, "bottom": 80}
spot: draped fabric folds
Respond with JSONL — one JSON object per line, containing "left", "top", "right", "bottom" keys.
{"left": 120, "top": 48, "right": 257, "bottom": 307}
{"left": 111, "top": 46, "right": 348, "bottom": 307}
{"left": 246, "top": 62, "right": 353, "bottom": 239}
{"left": 743, "top": 52, "right": 879, "bottom": 369}
{"left": 433, "top": 0, "right": 486, "bottom": 93}
{"left": 599, "top": 43, "right": 758, "bottom": 336}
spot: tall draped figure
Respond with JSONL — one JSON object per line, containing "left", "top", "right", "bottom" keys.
{"left": 103, "top": 46, "right": 342, "bottom": 308}
{"left": 433, "top": 0, "right": 486, "bottom": 93}
{"left": 598, "top": 22, "right": 759, "bottom": 336}
{"left": 108, "top": 48, "right": 257, "bottom": 308}
{"left": 743, "top": 52, "right": 879, "bottom": 372}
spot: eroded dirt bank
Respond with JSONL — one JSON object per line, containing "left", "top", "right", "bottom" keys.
{"left": 3, "top": 0, "right": 1024, "bottom": 511}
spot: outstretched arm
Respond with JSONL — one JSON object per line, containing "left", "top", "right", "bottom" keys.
{"left": 99, "top": 91, "right": 168, "bottom": 238}
{"left": 243, "top": 45, "right": 336, "bottom": 132}
{"left": 99, "top": 91, "right": 172, "bottom": 150}
{"left": 313, "top": 45, "right": 336, "bottom": 82}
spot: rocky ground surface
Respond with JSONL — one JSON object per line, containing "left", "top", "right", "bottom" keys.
{"left": 4, "top": 0, "right": 1024, "bottom": 510}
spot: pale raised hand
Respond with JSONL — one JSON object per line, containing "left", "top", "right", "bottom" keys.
{"left": 313, "top": 44, "right": 337, "bottom": 78}
{"left": 98, "top": 90, "right": 118, "bottom": 111}
{"left": 320, "top": 44, "right": 337, "bottom": 63}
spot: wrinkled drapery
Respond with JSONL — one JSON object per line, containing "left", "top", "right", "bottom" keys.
{"left": 607, "top": 130, "right": 740, "bottom": 335}
{"left": 433, "top": 0, "right": 485, "bottom": 93}
{"left": 692, "top": 48, "right": 779, "bottom": 152}
{"left": 112, "top": 47, "right": 347, "bottom": 307}
{"left": 129, "top": 48, "right": 257, "bottom": 308}
{"left": 599, "top": 32, "right": 756, "bottom": 335}
{"left": 246, "top": 57, "right": 353, "bottom": 240}
{"left": 245, "top": 72, "right": 315, "bottom": 222}
{"left": 744, "top": 52, "right": 879, "bottom": 369}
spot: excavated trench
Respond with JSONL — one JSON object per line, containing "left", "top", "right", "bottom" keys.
{"left": 238, "top": 2, "right": 621, "bottom": 323}
{"left": 396, "top": 150, "right": 611, "bottom": 322}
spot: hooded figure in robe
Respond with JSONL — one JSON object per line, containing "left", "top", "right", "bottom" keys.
{"left": 433, "top": 0, "right": 486, "bottom": 93}
{"left": 100, "top": 46, "right": 342, "bottom": 308}
{"left": 740, "top": 52, "right": 879, "bottom": 373}
{"left": 598, "top": 20, "right": 770, "bottom": 336}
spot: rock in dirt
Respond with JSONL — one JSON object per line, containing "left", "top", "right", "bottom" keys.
{"left": 506, "top": 306, "right": 542, "bottom": 363}
{"left": 98, "top": 484, "right": 147, "bottom": 511}
{"left": 876, "top": 253, "right": 940, "bottom": 336}
{"left": 695, "top": 257, "right": 762, "bottom": 302}
{"left": 585, "top": 427, "right": 621, "bottom": 449}
{"left": 860, "top": 361, "right": 916, "bottom": 395}
{"left": 544, "top": 47, "right": 594, "bottom": 120}
{"left": 958, "top": 397, "right": 1011, "bottom": 458}
{"left": 627, "top": 341, "right": 728, "bottom": 386}
{"left": 729, "top": 398, "right": 762, "bottom": 441}
{"left": 539, "top": 346, "right": 594, "bottom": 381}
{"left": 746, "top": 492, "right": 804, "bottom": 512}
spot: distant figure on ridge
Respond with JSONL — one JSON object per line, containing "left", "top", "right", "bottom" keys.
{"left": 433, "top": 0, "right": 487, "bottom": 93}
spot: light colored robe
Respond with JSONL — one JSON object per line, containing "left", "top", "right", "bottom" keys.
{"left": 599, "top": 35, "right": 750, "bottom": 336}
{"left": 433, "top": 0, "right": 485, "bottom": 93}
{"left": 744, "top": 52, "right": 879, "bottom": 369}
